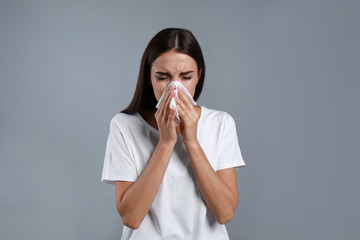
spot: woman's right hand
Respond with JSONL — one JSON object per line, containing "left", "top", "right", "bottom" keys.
{"left": 155, "top": 86, "right": 177, "bottom": 146}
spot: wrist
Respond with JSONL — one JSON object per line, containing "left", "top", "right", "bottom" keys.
{"left": 183, "top": 139, "right": 200, "bottom": 149}
{"left": 159, "top": 139, "right": 176, "bottom": 149}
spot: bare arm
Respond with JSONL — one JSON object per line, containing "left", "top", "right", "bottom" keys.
{"left": 184, "top": 141, "right": 239, "bottom": 224}
{"left": 115, "top": 141, "right": 174, "bottom": 229}
{"left": 175, "top": 87, "right": 239, "bottom": 224}
{"left": 114, "top": 86, "right": 177, "bottom": 229}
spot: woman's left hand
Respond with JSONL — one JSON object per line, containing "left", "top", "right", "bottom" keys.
{"left": 175, "top": 87, "right": 200, "bottom": 145}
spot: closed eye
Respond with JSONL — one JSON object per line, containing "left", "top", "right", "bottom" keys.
{"left": 157, "top": 76, "right": 191, "bottom": 80}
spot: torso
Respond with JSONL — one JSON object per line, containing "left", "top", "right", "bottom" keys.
{"left": 102, "top": 105, "right": 245, "bottom": 239}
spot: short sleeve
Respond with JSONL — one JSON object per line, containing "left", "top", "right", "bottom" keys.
{"left": 216, "top": 113, "right": 246, "bottom": 171}
{"left": 101, "top": 117, "right": 138, "bottom": 184}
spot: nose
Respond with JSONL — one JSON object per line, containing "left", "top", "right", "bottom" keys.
{"left": 171, "top": 78, "right": 182, "bottom": 84}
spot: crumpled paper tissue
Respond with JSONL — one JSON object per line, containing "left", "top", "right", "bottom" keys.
{"left": 155, "top": 81, "right": 197, "bottom": 126}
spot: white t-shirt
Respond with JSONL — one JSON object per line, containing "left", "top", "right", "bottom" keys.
{"left": 101, "top": 105, "right": 246, "bottom": 240}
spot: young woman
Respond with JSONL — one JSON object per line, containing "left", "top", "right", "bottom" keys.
{"left": 101, "top": 28, "right": 246, "bottom": 240}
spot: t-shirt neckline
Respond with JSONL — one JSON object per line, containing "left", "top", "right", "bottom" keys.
{"left": 136, "top": 105, "right": 204, "bottom": 136}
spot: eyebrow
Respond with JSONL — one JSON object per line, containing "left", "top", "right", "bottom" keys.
{"left": 155, "top": 71, "right": 194, "bottom": 76}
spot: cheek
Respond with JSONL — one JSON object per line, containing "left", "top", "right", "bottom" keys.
{"left": 182, "top": 81, "right": 197, "bottom": 97}
{"left": 152, "top": 82, "right": 167, "bottom": 101}
{"left": 153, "top": 87, "right": 163, "bottom": 101}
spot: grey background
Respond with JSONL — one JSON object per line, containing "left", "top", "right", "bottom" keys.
{"left": 0, "top": 0, "right": 359, "bottom": 239}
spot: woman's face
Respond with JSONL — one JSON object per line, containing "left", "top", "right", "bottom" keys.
{"left": 150, "top": 50, "right": 201, "bottom": 101}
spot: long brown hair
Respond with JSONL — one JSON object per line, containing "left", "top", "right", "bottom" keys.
{"left": 121, "top": 28, "right": 206, "bottom": 114}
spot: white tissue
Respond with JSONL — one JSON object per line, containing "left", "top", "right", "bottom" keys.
{"left": 155, "top": 81, "right": 197, "bottom": 126}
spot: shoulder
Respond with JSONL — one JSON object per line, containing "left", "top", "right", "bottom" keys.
{"left": 199, "top": 106, "right": 237, "bottom": 136}
{"left": 111, "top": 112, "right": 137, "bottom": 123}
{"left": 109, "top": 112, "right": 139, "bottom": 131}
{"left": 200, "top": 106, "right": 235, "bottom": 126}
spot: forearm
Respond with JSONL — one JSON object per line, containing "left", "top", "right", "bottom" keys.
{"left": 184, "top": 140, "right": 237, "bottom": 224}
{"left": 119, "top": 141, "right": 174, "bottom": 228}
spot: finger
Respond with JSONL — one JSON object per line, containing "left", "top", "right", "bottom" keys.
{"left": 162, "top": 87, "right": 174, "bottom": 115}
{"left": 178, "top": 89, "right": 197, "bottom": 118}
{"left": 162, "top": 87, "right": 175, "bottom": 120}
{"left": 175, "top": 98, "right": 192, "bottom": 123}
{"left": 175, "top": 95, "right": 191, "bottom": 120}
{"left": 157, "top": 86, "right": 172, "bottom": 117}
{"left": 178, "top": 87, "right": 193, "bottom": 108}
{"left": 160, "top": 86, "right": 172, "bottom": 108}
